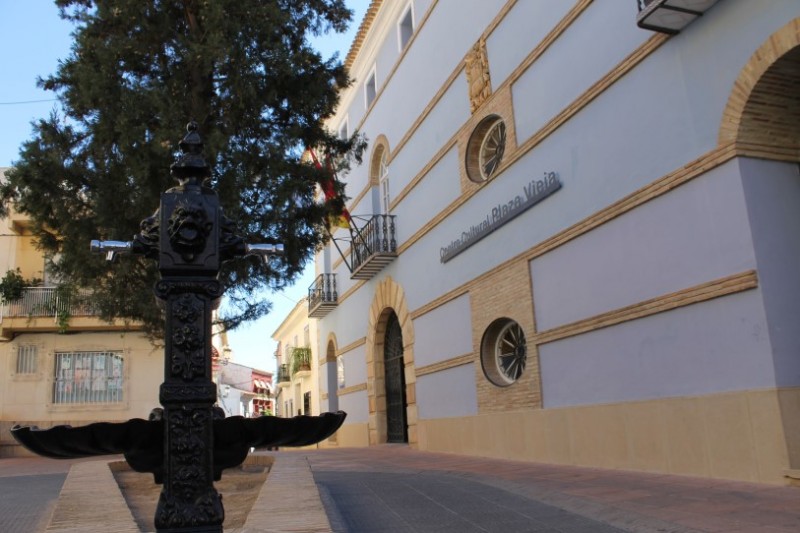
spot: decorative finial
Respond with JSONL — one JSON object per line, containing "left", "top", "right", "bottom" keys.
{"left": 170, "top": 121, "right": 211, "bottom": 185}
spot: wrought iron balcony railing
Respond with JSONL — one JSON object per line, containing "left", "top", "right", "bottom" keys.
{"left": 350, "top": 214, "right": 397, "bottom": 280}
{"left": 276, "top": 364, "right": 291, "bottom": 384}
{"left": 308, "top": 273, "right": 338, "bottom": 318}
{"left": 0, "top": 287, "right": 97, "bottom": 322}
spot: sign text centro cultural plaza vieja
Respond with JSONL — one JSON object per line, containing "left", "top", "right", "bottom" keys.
{"left": 440, "top": 172, "right": 561, "bottom": 263}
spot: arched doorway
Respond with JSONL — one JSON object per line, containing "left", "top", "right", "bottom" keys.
{"left": 719, "top": 18, "right": 800, "bottom": 473}
{"left": 383, "top": 311, "right": 407, "bottom": 443}
{"left": 719, "top": 19, "right": 800, "bottom": 153}
{"left": 365, "top": 276, "right": 416, "bottom": 446}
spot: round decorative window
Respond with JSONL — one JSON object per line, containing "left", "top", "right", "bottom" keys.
{"left": 466, "top": 115, "right": 507, "bottom": 182}
{"left": 480, "top": 318, "right": 527, "bottom": 386}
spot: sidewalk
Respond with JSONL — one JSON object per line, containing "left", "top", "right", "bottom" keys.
{"left": 0, "top": 456, "right": 90, "bottom": 533}
{"left": 307, "top": 446, "right": 800, "bottom": 533}
{"left": 1, "top": 447, "right": 798, "bottom": 532}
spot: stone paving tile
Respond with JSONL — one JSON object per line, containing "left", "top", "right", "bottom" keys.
{"left": 0, "top": 473, "right": 66, "bottom": 533}
{"left": 5, "top": 446, "right": 800, "bottom": 532}
{"left": 315, "top": 471, "right": 626, "bottom": 533}
{"left": 46, "top": 460, "right": 139, "bottom": 533}
{"left": 306, "top": 447, "right": 800, "bottom": 533}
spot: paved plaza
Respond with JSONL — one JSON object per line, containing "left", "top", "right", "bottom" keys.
{"left": 1, "top": 446, "right": 799, "bottom": 532}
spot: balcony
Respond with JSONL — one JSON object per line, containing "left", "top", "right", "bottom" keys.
{"left": 308, "top": 273, "right": 338, "bottom": 318}
{"left": 0, "top": 286, "right": 113, "bottom": 340}
{"left": 636, "top": 0, "right": 719, "bottom": 34}
{"left": 276, "top": 364, "right": 291, "bottom": 387}
{"left": 350, "top": 214, "right": 397, "bottom": 280}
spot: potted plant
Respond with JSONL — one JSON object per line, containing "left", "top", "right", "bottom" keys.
{"left": 291, "top": 346, "right": 312, "bottom": 374}
{"left": 0, "top": 268, "right": 28, "bottom": 303}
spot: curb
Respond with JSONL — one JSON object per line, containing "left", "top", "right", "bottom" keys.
{"left": 44, "top": 454, "right": 331, "bottom": 533}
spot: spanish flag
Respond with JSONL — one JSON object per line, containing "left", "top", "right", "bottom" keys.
{"left": 307, "top": 148, "right": 351, "bottom": 229}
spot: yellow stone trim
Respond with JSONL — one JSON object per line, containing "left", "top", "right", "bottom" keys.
{"left": 336, "top": 280, "right": 365, "bottom": 305}
{"left": 734, "top": 142, "right": 800, "bottom": 163}
{"left": 509, "top": 33, "right": 669, "bottom": 167}
{"left": 352, "top": 0, "right": 444, "bottom": 167}
{"left": 534, "top": 270, "right": 759, "bottom": 346}
{"left": 503, "top": 0, "right": 592, "bottom": 94}
{"left": 338, "top": 382, "right": 368, "bottom": 396}
{"left": 368, "top": 135, "right": 391, "bottom": 186}
{"left": 410, "top": 288, "right": 470, "bottom": 321}
{"left": 389, "top": 0, "right": 588, "bottom": 212}
{"left": 415, "top": 353, "right": 475, "bottom": 377}
{"left": 332, "top": 3, "right": 710, "bottom": 320}
{"left": 410, "top": 143, "right": 738, "bottom": 322}
{"left": 331, "top": 1, "right": 591, "bottom": 275}
{"left": 526, "top": 143, "right": 737, "bottom": 260}
{"left": 337, "top": 337, "right": 366, "bottom": 356}
{"left": 344, "top": 0, "right": 575, "bottom": 215}
{"left": 719, "top": 18, "right": 800, "bottom": 146}
{"left": 396, "top": 30, "right": 668, "bottom": 259}
{"left": 323, "top": 332, "right": 339, "bottom": 363}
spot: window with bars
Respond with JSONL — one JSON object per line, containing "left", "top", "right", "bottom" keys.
{"left": 15, "top": 345, "right": 38, "bottom": 374}
{"left": 53, "top": 351, "right": 124, "bottom": 404}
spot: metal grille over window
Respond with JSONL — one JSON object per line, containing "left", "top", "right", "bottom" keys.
{"left": 466, "top": 115, "right": 507, "bottom": 182}
{"left": 16, "top": 345, "right": 38, "bottom": 374}
{"left": 480, "top": 318, "right": 527, "bottom": 386}
{"left": 53, "top": 351, "right": 124, "bottom": 404}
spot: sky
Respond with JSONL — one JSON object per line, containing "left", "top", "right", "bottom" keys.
{"left": 0, "top": 0, "right": 370, "bottom": 374}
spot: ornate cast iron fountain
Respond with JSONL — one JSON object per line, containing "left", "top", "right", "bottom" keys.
{"left": 11, "top": 123, "right": 345, "bottom": 532}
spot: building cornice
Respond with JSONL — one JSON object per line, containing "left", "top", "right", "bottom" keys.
{"left": 344, "top": 0, "right": 384, "bottom": 73}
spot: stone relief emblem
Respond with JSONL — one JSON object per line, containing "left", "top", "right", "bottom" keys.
{"left": 465, "top": 37, "right": 492, "bottom": 113}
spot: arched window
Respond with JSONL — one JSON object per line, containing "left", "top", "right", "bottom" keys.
{"left": 379, "top": 148, "right": 390, "bottom": 213}
{"left": 369, "top": 139, "right": 391, "bottom": 214}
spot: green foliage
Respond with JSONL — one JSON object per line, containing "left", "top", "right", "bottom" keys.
{"left": 0, "top": 0, "right": 366, "bottom": 337}
{"left": 54, "top": 284, "right": 78, "bottom": 333}
{"left": 0, "top": 269, "right": 28, "bottom": 303}
{"left": 291, "top": 346, "right": 312, "bottom": 374}
{"left": 0, "top": 269, "right": 42, "bottom": 303}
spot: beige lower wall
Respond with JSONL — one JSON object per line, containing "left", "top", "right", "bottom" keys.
{"left": 0, "top": 331, "right": 161, "bottom": 427}
{"left": 417, "top": 387, "right": 799, "bottom": 485}
{"left": 333, "top": 422, "right": 370, "bottom": 448}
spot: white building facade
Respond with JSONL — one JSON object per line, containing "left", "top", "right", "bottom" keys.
{"left": 310, "top": 0, "right": 800, "bottom": 484}
{"left": 273, "top": 297, "right": 320, "bottom": 418}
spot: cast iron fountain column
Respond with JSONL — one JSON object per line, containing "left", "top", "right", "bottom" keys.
{"left": 150, "top": 124, "right": 226, "bottom": 530}
{"left": 11, "top": 122, "right": 346, "bottom": 533}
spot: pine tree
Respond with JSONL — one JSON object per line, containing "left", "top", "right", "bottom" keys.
{"left": 0, "top": 0, "right": 365, "bottom": 336}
